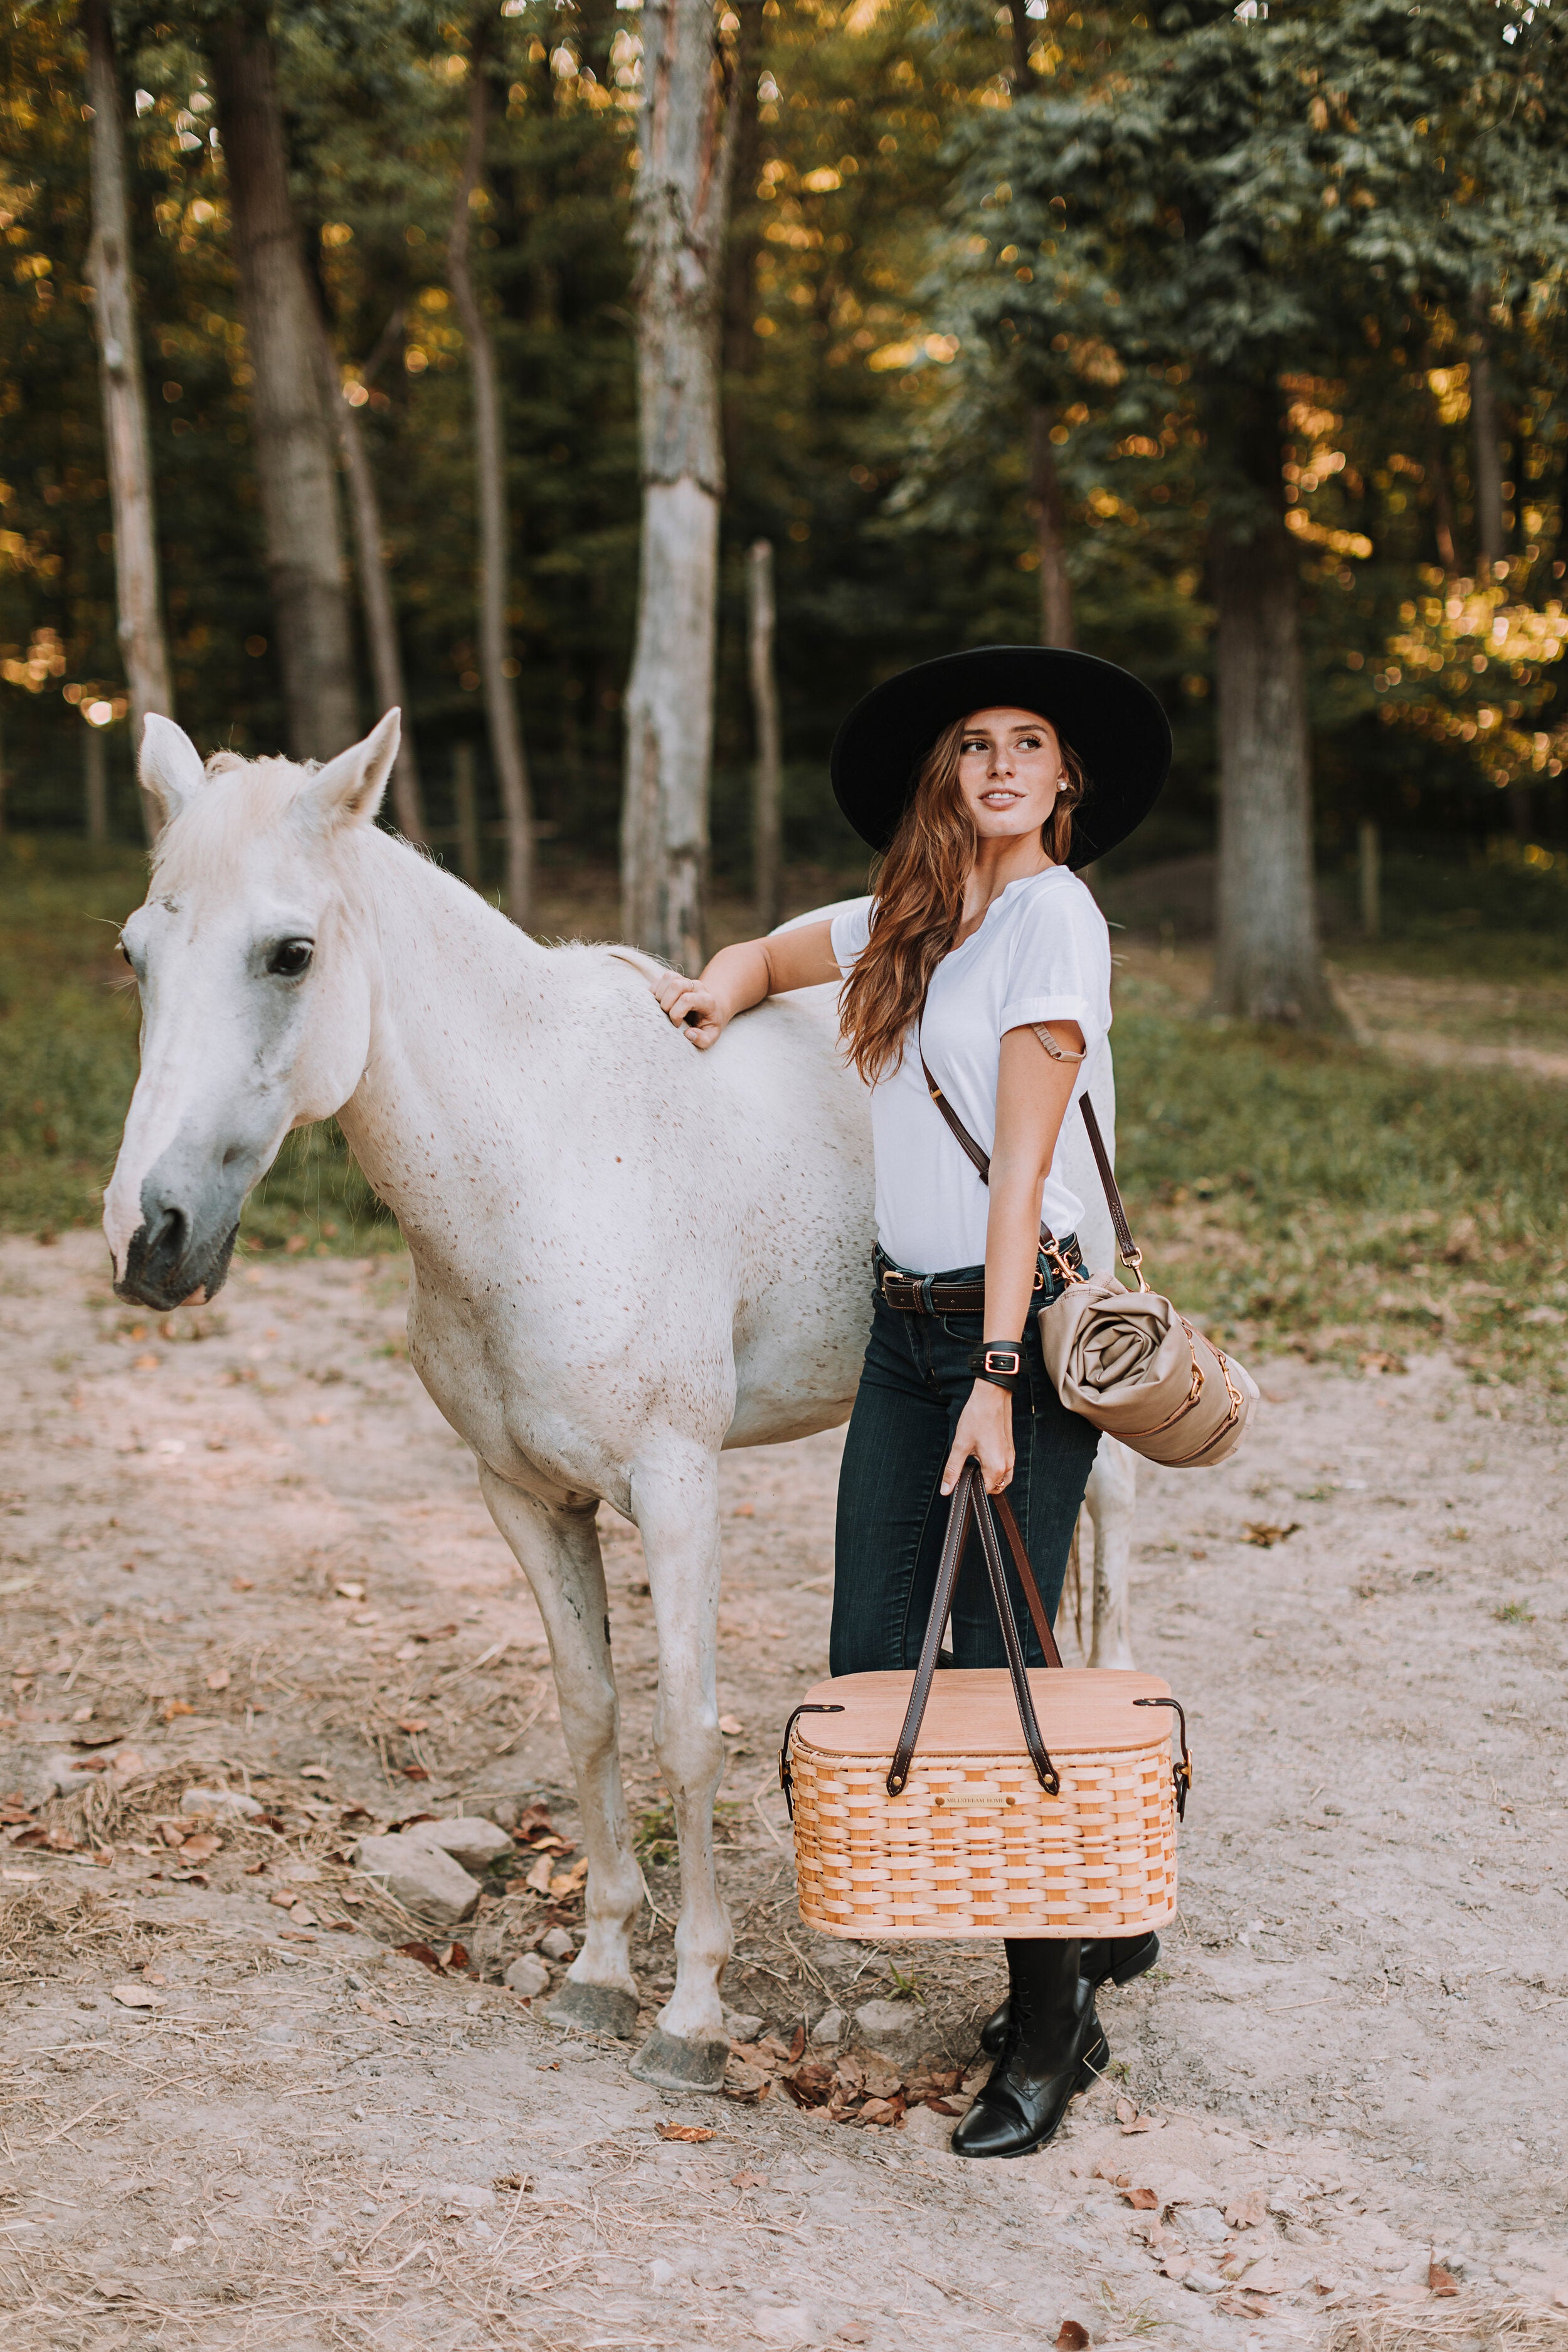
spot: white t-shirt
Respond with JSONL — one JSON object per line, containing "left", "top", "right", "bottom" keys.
{"left": 830, "top": 866, "right": 1112, "bottom": 1274}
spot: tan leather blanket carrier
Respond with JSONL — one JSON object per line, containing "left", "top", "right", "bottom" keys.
{"left": 781, "top": 1461, "right": 1190, "bottom": 1941}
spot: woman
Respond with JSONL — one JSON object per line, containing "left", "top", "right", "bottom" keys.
{"left": 651, "top": 645, "right": 1170, "bottom": 2159}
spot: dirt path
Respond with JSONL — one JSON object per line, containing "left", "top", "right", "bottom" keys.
{"left": 3, "top": 1235, "right": 1567, "bottom": 2352}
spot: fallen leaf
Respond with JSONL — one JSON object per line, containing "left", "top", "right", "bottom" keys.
{"left": 494, "top": 2173, "right": 526, "bottom": 2191}
{"left": 443, "top": 1942, "right": 472, "bottom": 1973}
{"left": 231, "top": 1576, "right": 253, "bottom": 1591}
{"left": 1114, "top": 2096, "right": 1136, "bottom": 2125}
{"left": 334, "top": 1582, "right": 365, "bottom": 1601}
{"left": 923, "top": 2097, "right": 961, "bottom": 2116}
{"left": 354, "top": 1993, "right": 407, "bottom": 2026}
{"left": 395, "top": 1942, "right": 445, "bottom": 1974}
{"left": 269, "top": 1890, "right": 299, "bottom": 1910}
{"left": 160, "top": 1699, "right": 196, "bottom": 1720}
{"left": 512, "top": 1804, "right": 555, "bottom": 1846}
{"left": 1120, "top": 2114, "right": 1153, "bottom": 2135}
{"left": 788, "top": 2021, "right": 806, "bottom": 2063}
{"left": 524, "top": 1855, "right": 554, "bottom": 1896}
{"left": 111, "top": 1749, "right": 146, "bottom": 1776}
{"left": 206, "top": 1668, "right": 231, "bottom": 1692}
{"left": 300, "top": 1766, "right": 329, "bottom": 1781}
{"left": 731, "top": 2169, "right": 768, "bottom": 2190}
{"left": 179, "top": 1833, "right": 220, "bottom": 1861}
{"left": 1055, "top": 2325, "right": 1091, "bottom": 2351}
{"left": 289, "top": 1902, "right": 318, "bottom": 1927}
{"left": 110, "top": 1984, "right": 164, "bottom": 2010}
{"left": 396, "top": 1719, "right": 428, "bottom": 1735}
{"left": 401, "top": 1764, "right": 430, "bottom": 1782}
{"left": 1243, "top": 1521, "right": 1303, "bottom": 1549}
{"left": 718, "top": 1715, "right": 744, "bottom": 1737}
{"left": 1225, "top": 2191, "right": 1269, "bottom": 2230}
{"left": 1124, "top": 2187, "right": 1159, "bottom": 2210}
{"left": 549, "top": 1857, "right": 590, "bottom": 1900}
{"left": 856, "top": 2095, "right": 905, "bottom": 2127}
{"left": 1429, "top": 2263, "right": 1459, "bottom": 2299}
{"left": 655, "top": 2122, "right": 714, "bottom": 2143}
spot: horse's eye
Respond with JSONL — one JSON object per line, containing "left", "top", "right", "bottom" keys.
{"left": 119, "top": 941, "right": 132, "bottom": 966}
{"left": 267, "top": 939, "right": 314, "bottom": 978}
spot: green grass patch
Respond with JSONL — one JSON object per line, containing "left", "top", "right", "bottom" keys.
{"left": 1115, "top": 974, "right": 1568, "bottom": 1391}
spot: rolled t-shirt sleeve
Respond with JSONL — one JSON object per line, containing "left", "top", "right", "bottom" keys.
{"left": 830, "top": 899, "right": 872, "bottom": 975}
{"left": 997, "top": 881, "right": 1112, "bottom": 1051}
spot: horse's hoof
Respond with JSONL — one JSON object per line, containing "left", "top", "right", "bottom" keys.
{"left": 628, "top": 2028, "right": 729, "bottom": 2092}
{"left": 543, "top": 1979, "right": 640, "bottom": 2040}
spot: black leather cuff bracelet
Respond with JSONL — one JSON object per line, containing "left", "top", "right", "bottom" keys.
{"left": 969, "top": 1341, "right": 1024, "bottom": 1391}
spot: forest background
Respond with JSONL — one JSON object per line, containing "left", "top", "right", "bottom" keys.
{"left": 6, "top": 0, "right": 1568, "bottom": 899}
{"left": 5, "top": 0, "right": 1568, "bottom": 1396}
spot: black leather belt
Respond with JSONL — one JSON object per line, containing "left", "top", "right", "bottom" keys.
{"left": 879, "top": 1237, "right": 1081, "bottom": 1315}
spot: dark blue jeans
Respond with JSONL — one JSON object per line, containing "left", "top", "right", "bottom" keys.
{"left": 832, "top": 1251, "right": 1101, "bottom": 1677}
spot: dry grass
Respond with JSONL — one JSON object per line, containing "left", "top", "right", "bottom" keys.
{"left": 1328, "top": 2302, "right": 1568, "bottom": 2352}
{"left": 0, "top": 1878, "right": 169, "bottom": 1981}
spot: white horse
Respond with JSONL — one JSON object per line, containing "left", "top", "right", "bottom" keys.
{"left": 103, "top": 710, "right": 1133, "bottom": 2092}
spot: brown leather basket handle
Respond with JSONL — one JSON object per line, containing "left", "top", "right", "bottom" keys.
{"left": 886, "top": 1461, "right": 1060, "bottom": 1798}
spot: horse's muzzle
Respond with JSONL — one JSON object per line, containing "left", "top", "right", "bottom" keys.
{"left": 116, "top": 1197, "right": 240, "bottom": 1310}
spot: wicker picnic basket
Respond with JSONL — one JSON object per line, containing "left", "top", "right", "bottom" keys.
{"left": 781, "top": 1461, "right": 1190, "bottom": 1941}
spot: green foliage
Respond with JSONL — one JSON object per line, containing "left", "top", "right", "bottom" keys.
{"left": 3, "top": 0, "right": 1567, "bottom": 864}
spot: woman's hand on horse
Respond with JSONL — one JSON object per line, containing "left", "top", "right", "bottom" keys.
{"left": 649, "top": 922, "right": 841, "bottom": 1049}
{"left": 941, "top": 1380, "right": 1014, "bottom": 1497}
{"left": 652, "top": 972, "right": 726, "bottom": 1049}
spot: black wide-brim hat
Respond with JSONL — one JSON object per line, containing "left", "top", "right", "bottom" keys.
{"left": 830, "top": 645, "right": 1171, "bottom": 869}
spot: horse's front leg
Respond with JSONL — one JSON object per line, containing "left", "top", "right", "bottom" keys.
{"left": 624, "top": 1440, "right": 731, "bottom": 2092}
{"left": 1083, "top": 1437, "right": 1137, "bottom": 1670}
{"left": 476, "top": 1466, "right": 645, "bottom": 2038}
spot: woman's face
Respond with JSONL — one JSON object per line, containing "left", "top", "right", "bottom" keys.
{"left": 956, "top": 707, "right": 1063, "bottom": 842}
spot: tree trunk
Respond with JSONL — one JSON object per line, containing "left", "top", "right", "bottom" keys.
{"left": 1009, "top": 0, "right": 1034, "bottom": 90}
{"left": 209, "top": 3, "right": 358, "bottom": 761}
{"left": 1470, "top": 300, "right": 1505, "bottom": 577}
{"left": 448, "top": 39, "right": 533, "bottom": 930}
{"left": 452, "top": 741, "right": 481, "bottom": 884}
{"left": 1029, "top": 408, "right": 1074, "bottom": 647}
{"left": 620, "top": 0, "right": 741, "bottom": 970}
{"left": 312, "top": 315, "right": 426, "bottom": 841}
{"left": 720, "top": 0, "right": 764, "bottom": 488}
{"left": 84, "top": 723, "right": 109, "bottom": 845}
{"left": 83, "top": 0, "right": 171, "bottom": 840}
{"left": 1209, "top": 389, "right": 1337, "bottom": 1027}
{"left": 747, "top": 538, "right": 781, "bottom": 930}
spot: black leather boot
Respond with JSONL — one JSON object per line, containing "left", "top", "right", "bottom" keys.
{"left": 951, "top": 1937, "right": 1107, "bottom": 2160}
{"left": 977, "top": 1931, "right": 1158, "bottom": 2057}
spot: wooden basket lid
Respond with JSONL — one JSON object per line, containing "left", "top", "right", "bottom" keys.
{"left": 791, "top": 1668, "right": 1175, "bottom": 1759}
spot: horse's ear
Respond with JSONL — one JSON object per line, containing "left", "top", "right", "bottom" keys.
{"left": 139, "top": 715, "right": 206, "bottom": 827}
{"left": 302, "top": 709, "right": 401, "bottom": 832}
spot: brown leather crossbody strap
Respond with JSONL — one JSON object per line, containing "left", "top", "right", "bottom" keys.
{"left": 1078, "top": 1094, "right": 1141, "bottom": 1276}
{"left": 886, "top": 1461, "right": 1061, "bottom": 1799}
{"left": 917, "top": 1018, "right": 1143, "bottom": 1278}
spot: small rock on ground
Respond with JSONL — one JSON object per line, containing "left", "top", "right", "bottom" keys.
{"left": 405, "top": 1814, "right": 514, "bottom": 1871}
{"left": 354, "top": 1833, "right": 480, "bottom": 1926}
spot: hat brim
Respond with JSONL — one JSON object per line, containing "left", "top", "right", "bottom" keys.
{"left": 829, "top": 645, "right": 1172, "bottom": 868}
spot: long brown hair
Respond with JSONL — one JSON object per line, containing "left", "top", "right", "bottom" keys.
{"left": 839, "top": 713, "right": 1087, "bottom": 1085}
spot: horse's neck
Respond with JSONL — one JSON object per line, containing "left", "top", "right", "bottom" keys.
{"left": 334, "top": 832, "right": 554, "bottom": 1257}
